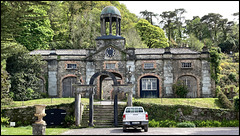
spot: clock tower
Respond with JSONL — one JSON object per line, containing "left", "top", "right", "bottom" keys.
{"left": 95, "top": 6, "right": 125, "bottom": 51}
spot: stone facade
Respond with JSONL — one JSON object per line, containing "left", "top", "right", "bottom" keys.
{"left": 29, "top": 6, "right": 214, "bottom": 99}
{"left": 30, "top": 45, "right": 214, "bottom": 99}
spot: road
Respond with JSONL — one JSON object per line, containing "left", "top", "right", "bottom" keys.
{"left": 60, "top": 127, "right": 239, "bottom": 135}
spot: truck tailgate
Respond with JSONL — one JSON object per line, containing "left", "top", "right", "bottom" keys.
{"left": 125, "top": 113, "right": 145, "bottom": 121}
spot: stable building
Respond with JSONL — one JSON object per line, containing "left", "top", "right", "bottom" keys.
{"left": 30, "top": 6, "right": 214, "bottom": 99}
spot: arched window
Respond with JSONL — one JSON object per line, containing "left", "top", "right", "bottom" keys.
{"left": 178, "top": 76, "right": 198, "bottom": 98}
{"left": 140, "top": 76, "right": 159, "bottom": 98}
{"left": 62, "top": 77, "right": 76, "bottom": 97}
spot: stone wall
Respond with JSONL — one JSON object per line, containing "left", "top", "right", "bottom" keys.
{"left": 1, "top": 103, "right": 75, "bottom": 126}
{"left": 133, "top": 102, "right": 239, "bottom": 122}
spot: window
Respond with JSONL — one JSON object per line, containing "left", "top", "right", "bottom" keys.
{"left": 183, "top": 78, "right": 191, "bottom": 88}
{"left": 67, "top": 64, "right": 77, "bottom": 69}
{"left": 181, "top": 62, "right": 192, "bottom": 68}
{"left": 106, "top": 63, "right": 115, "bottom": 69}
{"left": 142, "top": 78, "right": 157, "bottom": 90}
{"left": 144, "top": 63, "right": 154, "bottom": 69}
{"left": 126, "top": 107, "right": 143, "bottom": 113}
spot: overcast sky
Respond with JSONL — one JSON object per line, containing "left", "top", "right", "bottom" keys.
{"left": 119, "top": 1, "right": 239, "bottom": 25}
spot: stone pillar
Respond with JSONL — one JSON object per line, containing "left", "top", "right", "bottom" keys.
{"left": 127, "top": 92, "right": 133, "bottom": 106}
{"left": 89, "top": 88, "right": 94, "bottom": 127}
{"left": 48, "top": 59, "right": 58, "bottom": 97}
{"left": 109, "top": 15, "right": 112, "bottom": 35}
{"left": 75, "top": 92, "right": 81, "bottom": 126}
{"left": 119, "top": 20, "right": 121, "bottom": 35}
{"left": 103, "top": 18, "right": 106, "bottom": 36}
{"left": 116, "top": 18, "right": 119, "bottom": 36}
{"left": 100, "top": 18, "right": 103, "bottom": 35}
{"left": 32, "top": 105, "right": 47, "bottom": 135}
{"left": 32, "top": 124, "right": 46, "bottom": 135}
{"left": 114, "top": 92, "right": 118, "bottom": 127}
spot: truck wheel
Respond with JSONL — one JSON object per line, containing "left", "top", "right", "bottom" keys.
{"left": 123, "top": 126, "right": 127, "bottom": 132}
{"left": 144, "top": 125, "right": 148, "bottom": 132}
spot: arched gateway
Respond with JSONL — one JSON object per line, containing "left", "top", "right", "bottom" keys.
{"left": 88, "top": 71, "right": 120, "bottom": 127}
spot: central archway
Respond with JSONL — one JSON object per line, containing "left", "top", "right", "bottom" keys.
{"left": 89, "top": 71, "right": 118, "bottom": 85}
{"left": 88, "top": 71, "right": 120, "bottom": 127}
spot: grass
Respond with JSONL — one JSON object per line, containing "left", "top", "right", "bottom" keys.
{"left": 2, "top": 98, "right": 223, "bottom": 109}
{"left": 133, "top": 98, "right": 222, "bottom": 109}
{"left": 1, "top": 125, "right": 69, "bottom": 135}
{"left": 1, "top": 98, "right": 89, "bottom": 109}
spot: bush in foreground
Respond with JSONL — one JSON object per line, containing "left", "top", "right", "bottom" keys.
{"left": 149, "top": 119, "right": 239, "bottom": 127}
{"left": 176, "top": 122, "right": 195, "bottom": 128}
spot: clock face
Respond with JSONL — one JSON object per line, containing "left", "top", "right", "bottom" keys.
{"left": 106, "top": 47, "right": 115, "bottom": 57}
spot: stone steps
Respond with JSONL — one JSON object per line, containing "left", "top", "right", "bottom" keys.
{"left": 81, "top": 104, "right": 126, "bottom": 127}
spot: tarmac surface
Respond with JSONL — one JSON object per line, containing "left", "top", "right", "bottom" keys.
{"left": 63, "top": 101, "right": 238, "bottom": 135}
{"left": 60, "top": 127, "right": 239, "bottom": 135}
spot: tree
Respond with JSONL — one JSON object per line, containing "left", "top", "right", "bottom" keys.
{"left": 1, "top": 62, "right": 12, "bottom": 105}
{"left": 6, "top": 44, "right": 44, "bottom": 101}
{"left": 201, "top": 13, "right": 223, "bottom": 43}
{"left": 1, "top": 1, "right": 51, "bottom": 49}
{"left": 135, "top": 19, "right": 169, "bottom": 48}
{"left": 186, "top": 34, "right": 204, "bottom": 51}
{"left": 159, "top": 11, "right": 176, "bottom": 46}
{"left": 123, "top": 27, "right": 147, "bottom": 48}
{"left": 209, "top": 47, "right": 222, "bottom": 85}
{"left": 174, "top": 8, "right": 187, "bottom": 45}
{"left": 140, "top": 10, "right": 158, "bottom": 25}
{"left": 71, "top": 8, "right": 100, "bottom": 49}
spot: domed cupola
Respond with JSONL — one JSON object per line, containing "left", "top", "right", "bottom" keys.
{"left": 100, "top": 6, "right": 121, "bottom": 36}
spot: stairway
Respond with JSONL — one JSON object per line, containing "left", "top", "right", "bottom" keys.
{"left": 81, "top": 104, "right": 126, "bottom": 128}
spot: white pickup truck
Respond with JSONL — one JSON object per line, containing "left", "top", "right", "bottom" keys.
{"left": 122, "top": 106, "right": 149, "bottom": 132}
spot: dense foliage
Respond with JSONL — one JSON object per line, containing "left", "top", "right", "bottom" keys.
{"left": 217, "top": 90, "right": 233, "bottom": 109}
{"left": 135, "top": 19, "right": 169, "bottom": 48}
{"left": 1, "top": 1, "right": 239, "bottom": 101}
{"left": 5, "top": 44, "right": 44, "bottom": 101}
{"left": 172, "top": 80, "right": 189, "bottom": 98}
{"left": 233, "top": 96, "right": 239, "bottom": 111}
{"left": 1, "top": 62, "right": 12, "bottom": 105}
{"left": 149, "top": 119, "right": 239, "bottom": 127}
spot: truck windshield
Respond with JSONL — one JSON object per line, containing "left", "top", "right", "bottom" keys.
{"left": 126, "top": 107, "right": 143, "bottom": 113}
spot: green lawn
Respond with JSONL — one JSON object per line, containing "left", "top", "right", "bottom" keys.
{"left": 2, "top": 98, "right": 222, "bottom": 109}
{"left": 133, "top": 98, "right": 222, "bottom": 109}
{"left": 1, "top": 126, "right": 70, "bottom": 135}
{"left": 1, "top": 98, "right": 89, "bottom": 109}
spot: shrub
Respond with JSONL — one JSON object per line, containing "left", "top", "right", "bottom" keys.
{"left": 1, "top": 116, "right": 10, "bottom": 126}
{"left": 217, "top": 90, "right": 233, "bottom": 109}
{"left": 193, "top": 120, "right": 239, "bottom": 127}
{"left": 159, "top": 120, "right": 177, "bottom": 127}
{"left": 215, "top": 86, "right": 221, "bottom": 97}
{"left": 221, "top": 120, "right": 239, "bottom": 127}
{"left": 228, "top": 72, "right": 237, "bottom": 82}
{"left": 149, "top": 119, "right": 159, "bottom": 127}
{"left": 176, "top": 122, "right": 195, "bottom": 128}
{"left": 172, "top": 80, "right": 189, "bottom": 98}
{"left": 233, "top": 96, "right": 239, "bottom": 111}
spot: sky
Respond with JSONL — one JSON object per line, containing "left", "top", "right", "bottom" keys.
{"left": 119, "top": 1, "right": 239, "bottom": 26}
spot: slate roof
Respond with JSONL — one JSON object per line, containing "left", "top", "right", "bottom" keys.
{"left": 29, "top": 49, "right": 87, "bottom": 56}
{"left": 135, "top": 48, "right": 199, "bottom": 54}
{"left": 29, "top": 48, "right": 199, "bottom": 56}
{"left": 170, "top": 48, "right": 199, "bottom": 54}
{"left": 135, "top": 48, "right": 165, "bottom": 54}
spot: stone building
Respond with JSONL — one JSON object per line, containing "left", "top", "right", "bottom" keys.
{"left": 30, "top": 6, "right": 214, "bottom": 100}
